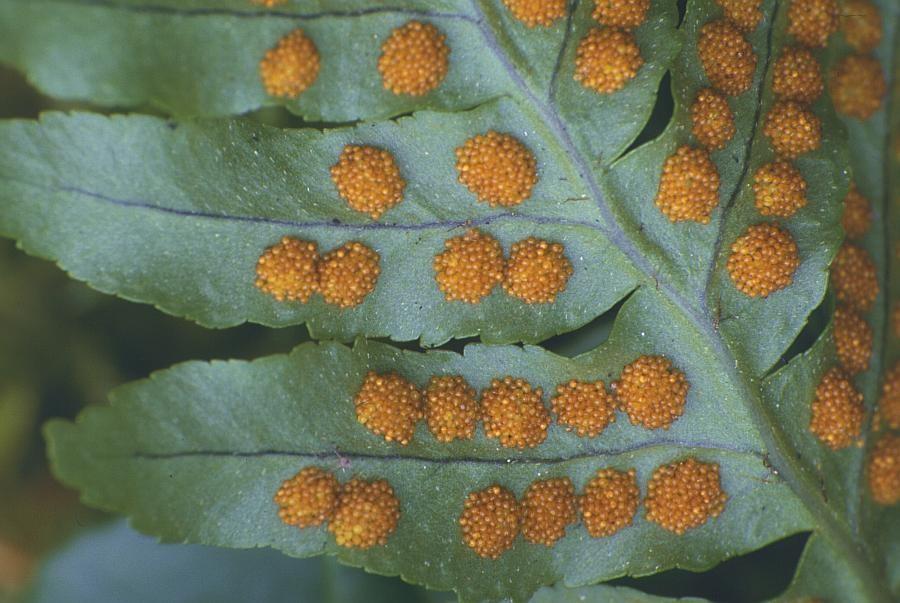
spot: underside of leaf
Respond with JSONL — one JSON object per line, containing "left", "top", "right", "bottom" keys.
{"left": 0, "top": 0, "right": 898, "bottom": 601}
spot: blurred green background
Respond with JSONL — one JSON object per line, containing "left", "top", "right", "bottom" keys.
{"left": 0, "top": 65, "right": 807, "bottom": 603}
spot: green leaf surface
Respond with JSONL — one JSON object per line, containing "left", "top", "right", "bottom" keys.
{"left": 0, "top": 1, "right": 501, "bottom": 122}
{"left": 770, "top": 1, "right": 900, "bottom": 601}
{"left": 530, "top": 583, "right": 708, "bottom": 603}
{"left": 0, "top": 103, "right": 640, "bottom": 345}
{"left": 0, "top": 0, "right": 898, "bottom": 601}
{"left": 45, "top": 321, "right": 809, "bottom": 602}
{"left": 0, "top": 0, "right": 680, "bottom": 345}
{"left": 0, "top": 0, "right": 678, "bottom": 157}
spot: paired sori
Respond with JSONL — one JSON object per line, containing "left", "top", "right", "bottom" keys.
{"left": 274, "top": 467, "right": 400, "bottom": 550}
{"left": 255, "top": 0, "right": 900, "bottom": 567}
{"left": 275, "top": 459, "right": 727, "bottom": 559}
{"left": 352, "top": 354, "right": 688, "bottom": 448}
{"left": 782, "top": 0, "right": 900, "bottom": 513}
{"left": 458, "top": 459, "right": 726, "bottom": 559}
{"left": 273, "top": 355, "right": 726, "bottom": 558}
{"left": 656, "top": 0, "right": 896, "bottom": 514}
{"left": 248, "top": 0, "right": 658, "bottom": 309}
{"left": 254, "top": 229, "right": 575, "bottom": 308}
{"left": 658, "top": 0, "right": 886, "bottom": 303}
{"left": 249, "top": 0, "right": 887, "bottom": 312}
{"left": 258, "top": 0, "right": 653, "bottom": 101}
{"left": 0, "top": 0, "right": 896, "bottom": 597}
{"left": 253, "top": 130, "right": 574, "bottom": 307}
{"left": 253, "top": 121, "right": 571, "bottom": 307}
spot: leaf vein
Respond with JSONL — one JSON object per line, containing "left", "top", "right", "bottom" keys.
{"left": 55, "top": 184, "right": 602, "bottom": 233}
{"left": 547, "top": 0, "right": 579, "bottom": 101}
{"left": 125, "top": 438, "right": 767, "bottom": 466}
{"left": 700, "top": 0, "right": 779, "bottom": 310}
{"left": 470, "top": 0, "right": 704, "bottom": 326}
{"left": 21, "top": 0, "right": 477, "bottom": 23}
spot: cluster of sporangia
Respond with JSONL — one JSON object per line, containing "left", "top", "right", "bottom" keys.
{"left": 255, "top": 0, "right": 656, "bottom": 309}
{"left": 337, "top": 357, "right": 724, "bottom": 557}
{"left": 353, "top": 354, "right": 689, "bottom": 448}
{"left": 274, "top": 458, "right": 727, "bottom": 559}
{"left": 811, "top": 179, "right": 878, "bottom": 453}
{"left": 256, "top": 138, "right": 574, "bottom": 306}
{"left": 255, "top": 0, "right": 899, "bottom": 522}
{"left": 274, "top": 358, "right": 728, "bottom": 556}
{"left": 255, "top": 237, "right": 380, "bottom": 309}
{"left": 274, "top": 466, "right": 400, "bottom": 550}
{"left": 258, "top": 0, "right": 651, "bottom": 100}
{"left": 753, "top": 0, "right": 900, "bottom": 510}
{"left": 255, "top": 226, "right": 574, "bottom": 308}
{"left": 460, "top": 458, "right": 726, "bottom": 558}
{"left": 654, "top": 0, "right": 885, "bottom": 303}
{"left": 650, "top": 0, "right": 895, "bottom": 506}
{"left": 872, "top": 359, "right": 900, "bottom": 505}
{"left": 786, "top": 0, "right": 900, "bottom": 510}
{"left": 874, "top": 203, "right": 900, "bottom": 505}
